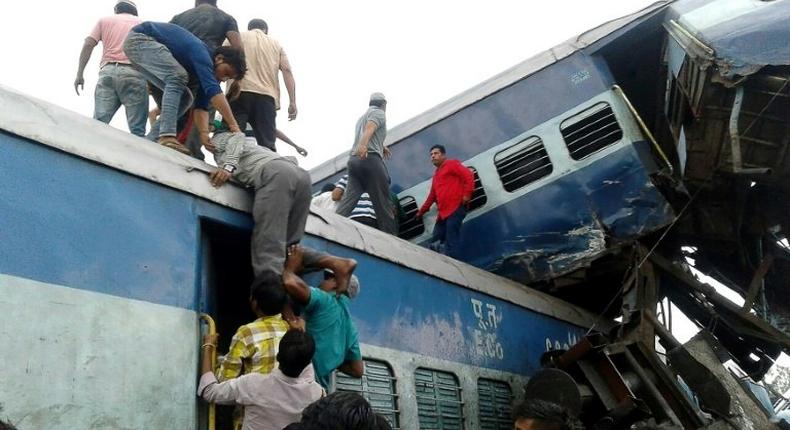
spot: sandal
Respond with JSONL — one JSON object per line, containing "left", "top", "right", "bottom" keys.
{"left": 158, "top": 137, "right": 191, "bottom": 155}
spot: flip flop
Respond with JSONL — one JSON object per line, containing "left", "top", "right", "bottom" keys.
{"left": 159, "top": 137, "right": 191, "bottom": 155}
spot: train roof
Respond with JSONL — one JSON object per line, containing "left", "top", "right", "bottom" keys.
{"left": 0, "top": 84, "right": 608, "bottom": 331}
{"left": 308, "top": 0, "right": 673, "bottom": 184}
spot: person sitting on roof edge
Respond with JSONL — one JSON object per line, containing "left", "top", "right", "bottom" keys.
{"left": 123, "top": 21, "right": 245, "bottom": 154}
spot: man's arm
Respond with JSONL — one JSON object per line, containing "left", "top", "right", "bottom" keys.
{"left": 226, "top": 31, "right": 242, "bottom": 50}
{"left": 210, "top": 93, "right": 241, "bottom": 133}
{"left": 417, "top": 184, "right": 437, "bottom": 217}
{"left": 275, "top": 129, "right": 307, "bottom": 157}
{"left": 283, "top": 245, "right": 311, "bottom": 305}
{"left": 456, "top": 162, "right": 475, "bottom": 204}
{"left": 338, "top": 360, "right": 364, "bottom": 378}
{"left": 279, "top": 51, "right": 297, "bottom": 121}
{"left": 355, "top": 121, "right": 378, "bottom": 159}
{"left": 75, "top": 37, "right": 98, "bottom": 95}
{"left": 198, "top": 333, "right": 258, "bottom": 406}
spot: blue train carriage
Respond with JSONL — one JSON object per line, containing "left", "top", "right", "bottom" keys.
{"left": 310, "top": 1, "right": 678, "bottom": 287}
{"left": 0, "top": 85, "right": 607, "bottom": 429}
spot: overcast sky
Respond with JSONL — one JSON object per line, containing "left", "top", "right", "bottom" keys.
{"left": 0, "top": 0, "right": 659, "bottom": 168}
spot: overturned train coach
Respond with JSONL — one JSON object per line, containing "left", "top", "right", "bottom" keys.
{"left": 0, "top": 85, "right": 605, "bottom": 429}
{"left": 311, "top": 0, "right": 790, "bottom": 324}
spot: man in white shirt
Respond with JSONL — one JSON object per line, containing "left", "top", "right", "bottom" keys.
{"left": 199, "top": 330, "right": 324, "bottom": 430}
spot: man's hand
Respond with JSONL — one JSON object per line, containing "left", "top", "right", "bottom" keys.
{"left": 288, "top": 103, "right": 297, "bottom": 121}
{"left": 355, "top": 144, "right": 368, "bottom": 159}
{"left": 462, "top": 195, "right": 471, "bottom": 204}
{"left": 203, "top": 333, "right": 219, "bottom": 347}
{"left": 228, "top": 124, "right": 241, "bottom": 133}
{"left": 227, "top": 81, "right": 241, "bottom": 101}
{"left": 286, "top": 317, "right": 306, "bottom": 332}
{"left": 210, "top": 169, "right": 232, "bottom": 188}
{"left": 415, "top": 211, "right": 423, "bottom": 219}
{"left": 383, "top": 146, "right": 392, "bottom": 159}
{"left": 74, "top": 76, "right": 85, "bottom": 95}
{"left": 285, "top": 244, "right": 304, "bottom": 273}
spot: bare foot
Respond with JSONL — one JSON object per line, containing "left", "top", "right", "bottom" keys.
{"left": 331, "top": 257, "right": 357, "bottom": 296}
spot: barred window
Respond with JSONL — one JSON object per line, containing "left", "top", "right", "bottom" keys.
{"left": 467, "top": 167, "right": 487, "bottom": 212}
{"left": 477, "top": 378, "right": 513, "bottom": 430}
{"left": 415, "top": 368, "right": 464, "bottom": 430}
{"left": 398, "top": 196, "right": 424, "bottom": 240}
{"left": 494, "top": 136, "right": 553, "bottom": 192}
{"left": 336, "top": 359, "right": 400, "bottom": 428}
{"left": 560, "top": 102, "right": 623, "bottom": 160}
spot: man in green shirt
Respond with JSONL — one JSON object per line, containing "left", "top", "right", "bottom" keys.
{"left": 280, "top": 244, "right": 363, "bottom": 388}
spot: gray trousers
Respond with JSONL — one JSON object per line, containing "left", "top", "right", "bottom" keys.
{"left": 252, "top": 159, "right": 324, "bottom": 276}
{"left": 336, "top": 154, "right": 397, "bottom": 234}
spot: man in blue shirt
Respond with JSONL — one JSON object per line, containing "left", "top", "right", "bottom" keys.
{"left": 123, "top": 22, "right": 245, "bottom": 154}
{"left": 280, "top": 244, "right": 364, "bottom": 389}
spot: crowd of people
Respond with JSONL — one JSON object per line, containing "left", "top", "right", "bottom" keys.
{"left": 71, "top": 1, "right": 494, "bottom": 429}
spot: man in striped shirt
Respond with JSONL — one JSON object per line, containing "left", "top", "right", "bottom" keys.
{"left": 333, "top": 175, "right": 377, "bottom": 229}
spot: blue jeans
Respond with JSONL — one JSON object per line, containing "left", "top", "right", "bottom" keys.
{"left": 123, "top": 32, "right": 193, "bottom": 140}
{"left": 430, "top": 206, "right": 466, "bottom": 258}
{"left": 93, "top": 64, "right": 149, "bottom": 137}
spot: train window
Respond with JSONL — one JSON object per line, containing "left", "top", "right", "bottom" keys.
{"left": 477, "top": 378, "right": 513, "bottom": 430}
{"left": 398, "top": 196, "right": 425, "bottom": 240}
{"left": 560, "top": 102, "right": 623, "bottom": 160}
{"left": 466, "top": 167, "right": 487, "bottom": 212}
{"left": 414, "top": 368, "right": 464, "bottom": 429}
{"left": 335, "top": 359, "right": 400, "bottom": 429}
{"left": 493, "top": 136, "right": 553, "bottom": 192}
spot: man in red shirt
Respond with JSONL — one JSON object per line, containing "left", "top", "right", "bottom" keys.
{"left": 416, "top": 145, "right": 475, "bottom": 258}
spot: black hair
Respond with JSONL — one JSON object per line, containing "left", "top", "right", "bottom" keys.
{"left": 196, "top": 0, "right": 218, "bottom": 6}
{"left": 300, "top": 391, "right": 377, "bottom": 430}
{"left": 430, "top": 144, "right": 446, "bottom": 154}
{"left": 369, "top": 99, "right": 386, "bottom": 108}
{"left": 248, "top": 19, "right": 268, "bottom": 32}
{"left": 321, "top": 182, "right": 336, "bottom": 193}
{"left": 214, "top": 46, "right": 247, "bottom": 80}
{"left": 374, "top": 414, "right": 393, "bottom": 430}
{"left": 250, "top": 271, "right": 286, "bottom": 316}
{"left": 114, "top": 2, "right": 138, "bottom": 16}
{"left": 0, "top": 419, "right": 16, "bottom": 430}
{"left": 277, "top": 330, "right": 316, "bottom": 377}
{"left": 512, "top": 399, "right": 583, "bottom": 430}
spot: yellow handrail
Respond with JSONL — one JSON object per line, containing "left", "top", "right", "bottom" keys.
{"left": 612, "top": 85, "right": 674, "bottom": 176}
{"left": 200, "top": 313, "right": 217, "bottom": 430}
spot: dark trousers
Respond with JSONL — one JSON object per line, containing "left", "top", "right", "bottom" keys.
{"left": 431, "top": 206, "right": 466, "bottom": 258}
{"left": 336, "top": 155, "right": 397, "bottom": 234}
{"left": 352, "top": 216, "right": 378, "bottom": 229}
{"left": 231, "top": 92, "right": 277, "bottom": 151}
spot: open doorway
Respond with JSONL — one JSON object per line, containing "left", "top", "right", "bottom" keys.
{"left": 199, "top": 218, "right": 255, "bottom": 429}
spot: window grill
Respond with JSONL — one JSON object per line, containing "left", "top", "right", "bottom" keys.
{"left": 414, "top": 368, "right": 464, "bottom": 430}
{"left": 336, "top": 359, "right": 400, "bottom": 429}
{"left": 467, "top": 167, "right": 487, "bottom": 211}
{"left": 494, "top": 136, "right": 553, "bottom": 192}
{"left": 477, "top": 379, "right": 513, "bottom": 430}
{"left": 560, "top": 102, "right": 623, "bottom": 160}
{"left": 398, "top": 196, "right": 424, "bottom": 240}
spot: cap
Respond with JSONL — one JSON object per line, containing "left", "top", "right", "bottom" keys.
{"left": 369, "top": 92, "right": 386, "bottom": 103}
{"left": 116, "top": 0, "right": 137, "bottom": 8}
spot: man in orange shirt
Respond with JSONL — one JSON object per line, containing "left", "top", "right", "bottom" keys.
{"left": 416, "top": 144, "right": 474, "bottom": 258}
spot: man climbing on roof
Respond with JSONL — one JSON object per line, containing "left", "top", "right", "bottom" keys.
{"left": 280, "top": 244, "right": 364, "bottom": 389}
{"left": 123, "top": 22, "right": 245, "bottom": 154}
{"left": 205, "top": 132, "right": 356, "bottom": 288}
{"left": 336, "top": 93, "right": 397, "bottom": 235}
{"left": 74, "top": 0, "right": 148, "bottom": 137}
{"left": 416, "top": 144, "right": 474, "bottom": 258}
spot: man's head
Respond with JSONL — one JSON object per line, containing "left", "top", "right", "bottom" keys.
{"left": 300, "top": 391, "right": 377, "bottom": 430}
{"left": 213, "top": 46, "right": 247, "bottom": 82}
{"left": 429, "top": 144, "right": 447, "bottom": 167}
{"left": 369, "top": 92, "right": 387, "bottom": 111}
{"left": 114, "top": 0, "right": 138, "bottom": 15}
{"left": 321, "top": 183, "right": 336, "bottom": 194}
{"left": 195, "top": 0, "right": 218, "bottom": 6}
{"left": 512, "top": 399, "right": 582, "bottom": 430}
{"left": 276, "top": 330, "right": 315, "bottom": 378}
{"left": 320, "top": 271, "right": 360, "bottom": 299}
{"left": 248, "top": 19, "right": 269, "bottom": 33}
{"left": 250, "top": 271, "right": 287, "bottom": 316}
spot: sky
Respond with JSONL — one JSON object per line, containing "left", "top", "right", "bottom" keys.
{"left": 0, "top": 0, "right": 660, "bottom": 169}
